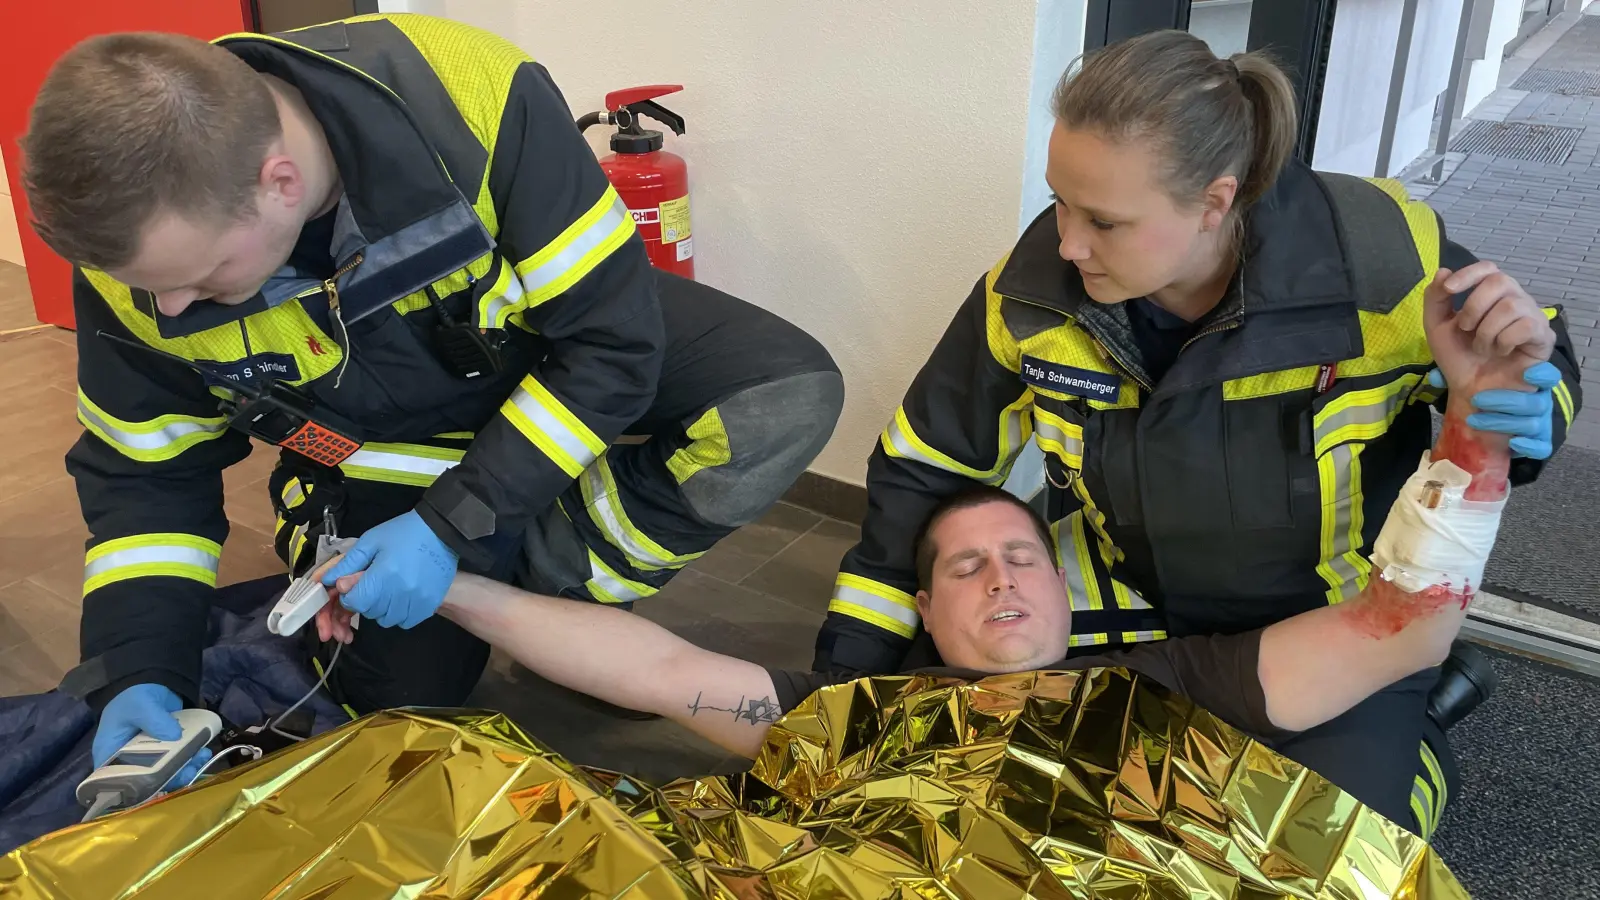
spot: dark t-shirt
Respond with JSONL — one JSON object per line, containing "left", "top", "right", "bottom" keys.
{"left": 768, "top": 630, "right": 1290, "bottom": 742}
{"left": 1125, "top": 297, "right": 1199, "bottom": 385}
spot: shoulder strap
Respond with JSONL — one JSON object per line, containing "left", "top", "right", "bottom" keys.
{"left": 1316, "top": 172, "right": 1427, "bottom": 314}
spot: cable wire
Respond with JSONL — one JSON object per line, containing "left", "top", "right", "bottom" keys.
{"left": 268, "top": 641, "right": 342, "bottom": 742}
{"left": 81, "top": 790, "right": 121, "bottom": 823}
{"left": 191, "top": 744, "right": 263, "bottom": 782}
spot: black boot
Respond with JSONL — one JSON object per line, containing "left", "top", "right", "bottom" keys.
{"left": 1427, "top": 640, "right": 1499, "bottom": 731}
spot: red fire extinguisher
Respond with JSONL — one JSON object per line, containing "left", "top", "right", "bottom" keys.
{"left": 578, "top": 85, "right": 694, "bottom": 280}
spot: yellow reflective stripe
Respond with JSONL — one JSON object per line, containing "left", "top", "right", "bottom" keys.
{"left": 581, "top": 457, "right": 702, "bottom": 571}
{"left": 281, "top": 477, "right": 306, "bottom": 509}
{"left": 478, "top": 258, "right": 528, "bottom": 329}
{"left": 1410, "top": 781, "right": 1433, "bottom": 840}
{"left": 1069, "top": 477, "right": 1123, "bottom": 566}
{"left": 1068, "top": 633, "right": 1110, "bottom": 648}
{"left": 339, "top": 442, "right": 466, "bottom": 487}
{"left": 500, "top": 376, "right": 607, "bottom": 478}
{"left": 585, "top": 549, "right": 656, "bottom": 604}
{"left": 1053, "top": 514, "right": 1098, "bottom": 612}
{"left": 666, "top": 408, "right": 732, "bottom": 485}
{"left": 828, "top": 573, "right": 919, "bottom": 638}
{"left": 1068, "top": 514, "right": 1103, "bottom": 612}
{"left": 76, "top": 390, "right": 228, "bottom": 463}
{"left": 515, "top": 188, "right": 635, "bottom": 307}
{"left": 84, "top": 534, "right": 222, "bottom": 594}
{"left": 1555, "top": 381, "right": 1575, "bottom": 428}
{"left": 1032, "top": 407, "right": 1084, "bottom": 468}
{"left": 1312, "top": 375, "right": 1421, "bottom": 456}
{"left": 880, "top": 395, "right": 1032, "bottom": 487}
{"left": 1315, "top": 442, "right": 1370, "bottom": 604}
{"left": 434, "top": 431, "right": 476, "bottom": 440}
{"left": 1420, "top": 741, "right": 1448, "bottom": 834}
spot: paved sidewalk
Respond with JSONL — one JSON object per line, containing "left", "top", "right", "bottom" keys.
{"left": 1406, "top": 6, "right": 1600, "bottom": 450}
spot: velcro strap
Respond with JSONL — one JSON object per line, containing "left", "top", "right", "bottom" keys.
{"left": 59, "top": 639, "right": 193, "bottom": 700}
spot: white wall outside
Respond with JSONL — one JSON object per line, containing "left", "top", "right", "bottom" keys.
{"left": 435, "top": 0, "right": 1052, "bottom": 486}
{"left": 1313, "top": 0, "right": 1470, "bottom": 177}
{"left": 1464, "top": 0, "right": 1529, "bottom": 111}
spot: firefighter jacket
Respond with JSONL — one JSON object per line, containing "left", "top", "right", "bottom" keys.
{"left": 65, "top": 15, "right": 663, "bottom": 707}
{"left": 814, "top": 162, "right": 1585, "bottom": 676}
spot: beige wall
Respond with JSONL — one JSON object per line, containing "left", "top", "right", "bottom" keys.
{"left": 0, "top": 152, "right": 24, "bottom": 268}
{"left": 438, "top": 1, "right": 1041, "bottom": 484}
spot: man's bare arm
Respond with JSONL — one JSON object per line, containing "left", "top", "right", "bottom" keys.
{"left": 436, "top": 575, "right": 781, "bottom": 757}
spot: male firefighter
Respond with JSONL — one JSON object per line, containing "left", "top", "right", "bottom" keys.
{"left": 21, "top": 16, "right": 842, "bottom": 771}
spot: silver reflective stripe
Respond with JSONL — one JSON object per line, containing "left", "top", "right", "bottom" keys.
{"left": 342, "top": 448, "right": 460, "bottom": 479}
{"left": 282, "top": 480, "right": 306, "bottom": 508}
{"left": 833, "top": 583, "right": 920, "bottom": 629}
{"left": 84, "top": 544, "right": 218, "bottom": 581}
{"left": 883, "top": 415, "right": 1014, "bottom": 486}
{"left": 509, "top": 386, "right": 601, "bottom": 471}
{"left": 1324, "top": 443, "right": 1365, "bottom": 600}
{"left": 1033, "top": 417, "right": 1084, "bottom": 461}
{"left": 519, "top": 195, "right": 630, "bottom": 295}
{"left": 583, "top": 465, "right": 678, "bottom": 569}
{"left": 77, "top": 399, "right": 224, "bottom": 451}
{"left": 1314, "top": 387, "right": 1407, "bottom": 449}
{"left": 1412, "top": 781, "right": 1433, "bottom": 833}
{"left": 480, "top": 263, "right": 527, "bottom": 327}
{"left": 589, "top": 557, "right": 646, "bottom": 603}
{"left": 1058, "top": 515, "right": 1100, "bottom": 612}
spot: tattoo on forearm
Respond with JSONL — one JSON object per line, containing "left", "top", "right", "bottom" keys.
{"left": 687, "top": 692, "right": 780, "bottom": 725}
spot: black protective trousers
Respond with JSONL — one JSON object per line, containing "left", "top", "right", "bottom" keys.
{"left": 1270, "top": 667, "right": 1459, "bottom": 839}
{"left": 287, "top": 271, "right": 843, "bottom": 712}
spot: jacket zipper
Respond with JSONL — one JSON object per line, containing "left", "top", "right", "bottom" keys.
{"left": 323, "top": 253, "right": 365, "bottom": 313}
{"left": 1179, "top": 312, "right": 1242, "bottom": 353}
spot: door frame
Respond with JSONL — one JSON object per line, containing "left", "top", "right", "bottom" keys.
{"left": 1082, "top": 0, "right": 1339, "bottom": 163}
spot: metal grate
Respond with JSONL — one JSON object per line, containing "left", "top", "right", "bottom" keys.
{"left": 1511, "top": 68, "right": 1600, "bottom": 96}
{"left": 1448, "top": 119, "right": 1583, "bottom": 164}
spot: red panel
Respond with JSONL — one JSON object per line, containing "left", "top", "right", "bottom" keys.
{"left": 0, "top": 3, "right": 251, "bottom": 329}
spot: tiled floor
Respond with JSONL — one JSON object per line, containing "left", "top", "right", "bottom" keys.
{"left": 0, "top": 262, "right": 858, "bottom": 779}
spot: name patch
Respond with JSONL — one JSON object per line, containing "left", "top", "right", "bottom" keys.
{"left": 1020, "top": 356, "right": 1120, "bottom": 400}
{"left": 198, "top": 353, "right": 301, "bottom": 388}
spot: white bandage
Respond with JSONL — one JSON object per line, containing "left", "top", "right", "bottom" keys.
{"left": 1370, "top": 453, "right": 1506, "bottom": 594}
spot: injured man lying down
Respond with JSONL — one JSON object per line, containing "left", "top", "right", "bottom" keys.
{"left": 320, "top": 348, "right": 1514, "bottom": 840}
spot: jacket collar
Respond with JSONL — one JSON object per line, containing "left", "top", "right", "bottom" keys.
{"left": 144, "top": 32, "right": 493, "bottom": 339}
{"left": 991, "top": 161, "right": 1365, "bottom": 390}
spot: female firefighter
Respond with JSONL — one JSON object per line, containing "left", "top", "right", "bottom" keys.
{"left": 813, "top": 30, "right": 1583, "bottom": 835}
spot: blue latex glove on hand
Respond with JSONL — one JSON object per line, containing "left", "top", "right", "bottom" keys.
{"left": 93, "top": 684, "right": 214, "bottom": 790}
{"left": 1426, "top": 360, "right": 1562, "bottom": 459}
{"left": 321, "top": 510, "right": 458, "bottom": 629}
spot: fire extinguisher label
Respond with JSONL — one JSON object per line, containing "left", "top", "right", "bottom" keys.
{"left": 630, "top": 208, "right": 660, "bottom": 226}
{"left": 676, "top": 237, "right": 694, "bottom": 262}
{"left": 658, "top": 196, "right": 692, "bottom": 244}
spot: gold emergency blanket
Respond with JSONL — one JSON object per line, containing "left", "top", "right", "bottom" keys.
{"left": 0, "top": 669, "right": 1469, "bottom": 898}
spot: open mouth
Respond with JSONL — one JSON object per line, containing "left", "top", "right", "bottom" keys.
{"left": 987, "top": 609, "right": 1027, "bottom": 623}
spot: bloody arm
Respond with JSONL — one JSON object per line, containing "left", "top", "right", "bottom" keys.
{"left": 1256, "top": 393, "right": 1510, "bottom": 731}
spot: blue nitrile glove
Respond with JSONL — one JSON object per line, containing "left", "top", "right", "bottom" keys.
{"left": 1426, "top": 360, "right": 1562, "bottom": 459}
{"left": 321, "top": 509, "right": 459, "bottom": 629}
{"left": 93, "top": 684, "right": 214, "bottom": 790}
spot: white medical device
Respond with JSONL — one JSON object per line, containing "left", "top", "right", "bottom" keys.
{"left": 76, "top": 708, "right": 221, "bottom": 821}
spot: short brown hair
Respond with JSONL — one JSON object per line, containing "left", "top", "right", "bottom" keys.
{"left": 1053, "top": 30, "right": 1298, "bottom": 215}
{"left": 21, "top": 32, "right": 282, "bottom": 270}
{"left": 913, "top": 486, "right": 1056, "bottom": 591}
